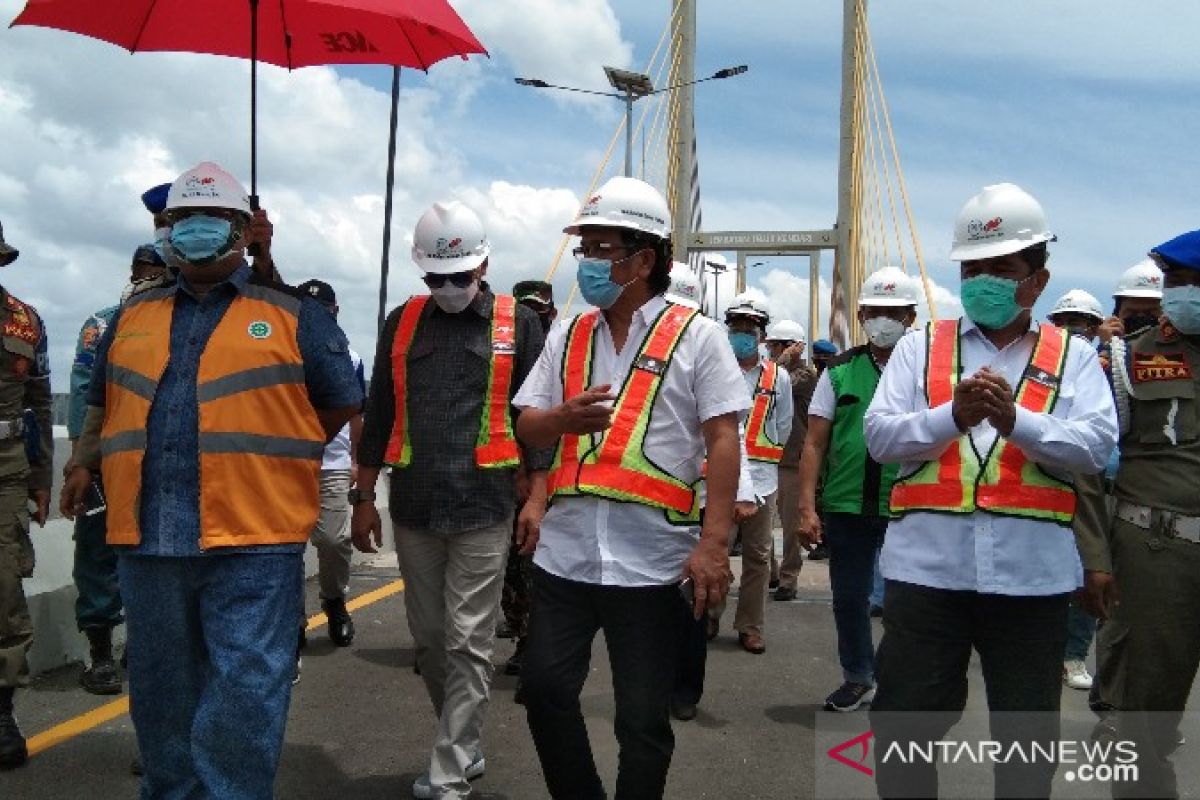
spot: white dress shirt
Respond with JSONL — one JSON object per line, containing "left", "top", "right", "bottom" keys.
{"left": 514, "top": 295, "right": 750, "bottom": 587}
{"left": 864, "top": 318, "right": 1118, "bottom": 596}
{"left": 322, "top": 348, "right": 363, "bottom": 472}
{"left": 742, "top": 360, "right": 793, "bottom": 498}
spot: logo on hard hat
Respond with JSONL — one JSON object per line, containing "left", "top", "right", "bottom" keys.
{"left": 586, "top": 195, "right": 602, "bottom": 206}
{"left": 247, "top": 321, "right": 273, "bottom": 340}
{"left": 877, "top": 282, "right": 897, "bottom": 293}
{"left": 967, "top": 217, "right": 1004, "bottom": 241}
{"left": 1139, "top": 276, "right": 1161, "bottom": 287}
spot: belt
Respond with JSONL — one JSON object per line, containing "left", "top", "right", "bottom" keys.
{"left": 0, "top": 418, "right": 25, "bottom": 440}
{"left": 1116, "top": 500, "right": 1200, "bottom": 544}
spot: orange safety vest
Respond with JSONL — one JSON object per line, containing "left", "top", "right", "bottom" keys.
{"left": 101, "top": 283, "right": 326, "bottom": 548}
{"left": 889, "top": 319, "right": 1077, "bottom": 524}
{"left": 548, "top": 303, "right": 701, "bottom": 518}
{"left": 744, "top": 360, "right": 785, "bottom": 463}
{"left": 384, "top": 294, "right": 520, "bottom": 469}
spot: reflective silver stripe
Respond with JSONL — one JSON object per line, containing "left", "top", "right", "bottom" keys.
{"left": 101, "top": 430, "right": 147, "bottom": 456}
{"left": 240, "top": 283, "right": 301, "bottom": 316}
{"left": 106, "top": 364, "right": 158, "bottom": 402}
{"left": 197, "top": 364, "right": 306, "bottom": 403}
{"left": 199, "top": 432, "right": 324, "bottom": 460}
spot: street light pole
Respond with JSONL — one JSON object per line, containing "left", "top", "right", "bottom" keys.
{"left": 624, "top": 88, "right": 635, "bottom": 177}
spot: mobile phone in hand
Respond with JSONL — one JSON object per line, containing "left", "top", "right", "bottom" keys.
{"left": 678, "top": 577, "right": 696, "bottom": 607}
{"left": 83, "top": 479, "right": 107, "bottom": 516}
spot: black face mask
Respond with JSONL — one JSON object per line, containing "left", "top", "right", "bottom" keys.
{"left": 536, "top": 312, "right": 554, "bottom": 334}
{"left": 1123, "top": 314, "right": 1159, "bottom": 334}
{"left": 813, "top": 358, "right": 830, "bottom": 374}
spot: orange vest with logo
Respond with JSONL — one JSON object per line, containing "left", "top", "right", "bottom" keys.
{"left": 548, "top": 303, "right": 700, "bottom": 518}
{"left": 101, "top": 283, "right": 326, "bottom": 548}
{"left": 384, "top": 294, "right": 520, "bottom": 469}
{"left": 889, "top": 319, "right": 1077, "bottom": 525}
{"left": 745, "top": 360, "right": 785, "bottom": 463}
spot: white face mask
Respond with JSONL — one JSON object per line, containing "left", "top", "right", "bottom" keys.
{"left": 430, "top": 280, "right": 479, "bottom": 314}
{"left": 863, "top": 316, "right": 907, "bottom": 348}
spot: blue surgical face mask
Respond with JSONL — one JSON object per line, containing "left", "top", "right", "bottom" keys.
{"left": 1162, "top": 285, "right": 1200, "bottom": 334}
{"left": 728, "top": 331, "right": 760, "bottom": 360}
{"left": 153, "top": 226, "right": 171, "bottom": 261}
{"left": 960, "top": 273, "right": 1030, "bottom": 330}
{"left": 577, "top": 257, "right": 635, "bottom": 309}
{"left": 168, "top": 215, "right": 235, "bottom": 264}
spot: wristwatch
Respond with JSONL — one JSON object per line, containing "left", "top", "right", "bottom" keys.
{"left": 348, "top": 488, "right": 377, "bottom": 506}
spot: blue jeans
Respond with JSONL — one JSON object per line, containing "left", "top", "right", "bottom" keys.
{"left": 870, "top": 548, "right": 885, "bottom": 609}
{"left": 119, "top": 553, "right": 302, "bottom": 800}
{"left": 824, "top": 513, "right": 887, "bottom": 685}
{"left": 1065, "top": 596, "right": 1096, "bottom": 661}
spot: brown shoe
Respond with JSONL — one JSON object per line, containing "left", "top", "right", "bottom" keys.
{"left": 738, "top": 632, "right": 766, "bottom": 654}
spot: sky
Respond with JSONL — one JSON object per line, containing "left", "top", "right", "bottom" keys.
{"left": 1, "top": 0, "right": 1198, "bottom": 389}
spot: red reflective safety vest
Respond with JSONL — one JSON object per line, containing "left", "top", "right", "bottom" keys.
{"left": 745, "top": 360, "right": 785, "bottom": 463}
{"left": 889, "top": 319, "right": 1077, "bottom": 524}
{"left": 548, "top": 303, "right": 700, "bottom": 517}
{"left": 384, "top": 294, "right": 520, "bottom": 469}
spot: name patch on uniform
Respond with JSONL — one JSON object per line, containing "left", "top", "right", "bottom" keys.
{"left": 1132, "top": 352, "right": 1193, "bottom": 383}
{"left": 492, "top": 341, "right": 516, "bottom": 355}
{"left": 634, "top": 354, "right": 666, "bottom": 375}
{"left": 247, "top": 321, "right": 273, "bottom": 340}
{"left": 1023, "top": 365, "right": 1060, "bottom": 389}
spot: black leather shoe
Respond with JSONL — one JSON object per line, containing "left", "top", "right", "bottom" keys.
{"left": 322, "top": 598, "right": 355, "bottom": 647}
{"left": 773, "top": 587, "right": 797, "bottom": 602}
{"left": 80, "top": 657, "right": 123, "bottom": 695}
{"left": 0, "top": 712, "right": 27, "bottom": 770}
{"left": 671, "top": 700, "right": 697, "bottom": 721}
{"left": 505, "top": 638, "right": 526, "bottom": 676}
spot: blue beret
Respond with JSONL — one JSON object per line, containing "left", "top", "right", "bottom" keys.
{"left": 812, "top": 339, "right": 838, "bottom": 355}
{"left": 141, "top": 182, "right": 172, "bottom": 214}
{"left": 1151, "top": 229, "right": 1200, "bottom": 273}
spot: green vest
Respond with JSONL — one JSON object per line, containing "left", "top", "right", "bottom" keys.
{"left": 820, "top": 346, "right": 898, "bottom": 517}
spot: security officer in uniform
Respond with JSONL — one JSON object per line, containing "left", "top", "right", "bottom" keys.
{"left": 1077, "top": 229, "right": 1200, "bottom": 799}
{"left": 0, "top": 219, "right": 53, "bottom": 770}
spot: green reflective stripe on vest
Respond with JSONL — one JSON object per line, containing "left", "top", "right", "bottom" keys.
{"left": 822, "top": 347, "right": 899, "bottom": 516}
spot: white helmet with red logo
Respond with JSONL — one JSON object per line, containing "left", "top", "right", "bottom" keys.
{"left": 411, "top": 201, "right": 491, "bottom": 275}
{"left": 564, "top": 176, "right": 672, "bottom": 240}
{"left": 766, "top": 319, "right": 806, "bottom": 344}
{"left": 859, "top": 266, "right": 918, "bottom": 307}
{"left": 1113, "top": 259, "right": 1164, "bottom": 299}
{"left": 949, "top": 183, "right": 1055, "bottom": 261}
{"left": 665, "top": 262, "right": 701, "bottom": 309}
{"left": 1048, "top": 289, "right": 1105, "bottom": 322}
{"left": 725, "top": 293, "right": 770, "bottom": 325}
{"left": 166, "top": 162, "right": 251, "bottom": 218}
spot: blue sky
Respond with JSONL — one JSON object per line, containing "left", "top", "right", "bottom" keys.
{"left": 1, "top": 0, "right": 1197, "bottom": 386}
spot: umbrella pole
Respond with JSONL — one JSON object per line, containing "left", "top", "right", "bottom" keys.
{"left": 377, "top": 66, "right": 401, "bottom": 334}
{"left": 249, "top": 0, "right": 260, "bottom": 210}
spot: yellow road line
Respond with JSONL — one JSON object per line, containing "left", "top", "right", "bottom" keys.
{"left": 28, "top": 578, "right": 405, "bottom": 757}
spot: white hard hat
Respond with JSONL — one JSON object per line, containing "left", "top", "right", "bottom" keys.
{"left": 949, "top": 183, "right": 1055, "bottom": 261}
{"left": 725, "top": 293, "right": 770, "bottom": 324}
{"left": 1048, "top": 289, "right": 1104, "bottom": 322}
{"left": 859, "top": 266, "right": 918, "bottom": 307}
{"left": 564, "top": 176, "right": 672, "bottom": 240}
{"left": 665, "top": 262, "right": 701, "bottom": 309}
{"left": 411, "top": 201, "right": 491, "bottom": 275}
{"left": 767, "top": 319, "right": 806, "bottom": 343}
{"left": 166, "top": 162, "right": 251, "bottom": 217}
{"left": 1113, "top": 259, "right": 1164, "bottom": 299}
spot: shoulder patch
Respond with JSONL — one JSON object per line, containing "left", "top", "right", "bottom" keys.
{"left": 1131, "top": 351, "right": 1193, "bottom": 383}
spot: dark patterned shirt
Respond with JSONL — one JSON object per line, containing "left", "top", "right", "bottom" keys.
{"left": 358, "top": 284, "right": 552, "bottom": 534}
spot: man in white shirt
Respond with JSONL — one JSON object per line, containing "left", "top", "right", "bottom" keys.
{"left": 297, "top": 280, "right": 365, "bottom": 651}
{"left": 513, "top": 176, "right": 747, "bottom": 799}
{"left": 712, "top": 294, "right": 792, "bottom": 654}
{"left": 864, "top": 184, "right": 1117, "bottom": 798}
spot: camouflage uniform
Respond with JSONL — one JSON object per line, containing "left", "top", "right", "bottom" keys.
{"left": 0, "top": 289, "right": 52, "bottom": 692}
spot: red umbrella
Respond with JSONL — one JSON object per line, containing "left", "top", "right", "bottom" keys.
{"left": 11, "top": 0, "right": 486, "bottom": 324}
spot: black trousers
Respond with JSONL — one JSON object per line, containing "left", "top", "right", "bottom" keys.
{"left": 523, "top": 567, "right": 685, "bottom": 800}
{"left": 870, "top": 580, "right": 1069, "bottom": 799}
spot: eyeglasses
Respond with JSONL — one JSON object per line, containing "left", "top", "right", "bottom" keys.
{"left": 422, "top": 271, "right": 476, "bottom": 289}
{"left": 572, "top": 242, "right": 630, "bottom": 262}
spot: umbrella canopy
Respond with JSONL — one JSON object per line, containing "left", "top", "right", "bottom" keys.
{"left": 11, "top": 0, "right": 485, "bottom": 70}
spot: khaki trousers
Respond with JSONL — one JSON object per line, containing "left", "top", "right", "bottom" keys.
{"left": 732, "top": 492, "right": 777, "bottom": 637}
{"left": 775, "top": 467, "right": 805, "bottom": 591}
{"left": 395, "top": 517, "right": 511, "bottom": 799}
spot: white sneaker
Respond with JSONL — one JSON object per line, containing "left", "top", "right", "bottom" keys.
{"left": 1063, "top": 659, "right": 1093, "bottom": 690}
{"left": 412, "top": 753, "right": 486, "bottom": 799}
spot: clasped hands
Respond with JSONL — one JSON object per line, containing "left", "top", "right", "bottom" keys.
{"left": 952, "top": 367, "right": 1017, "bottom": 436}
